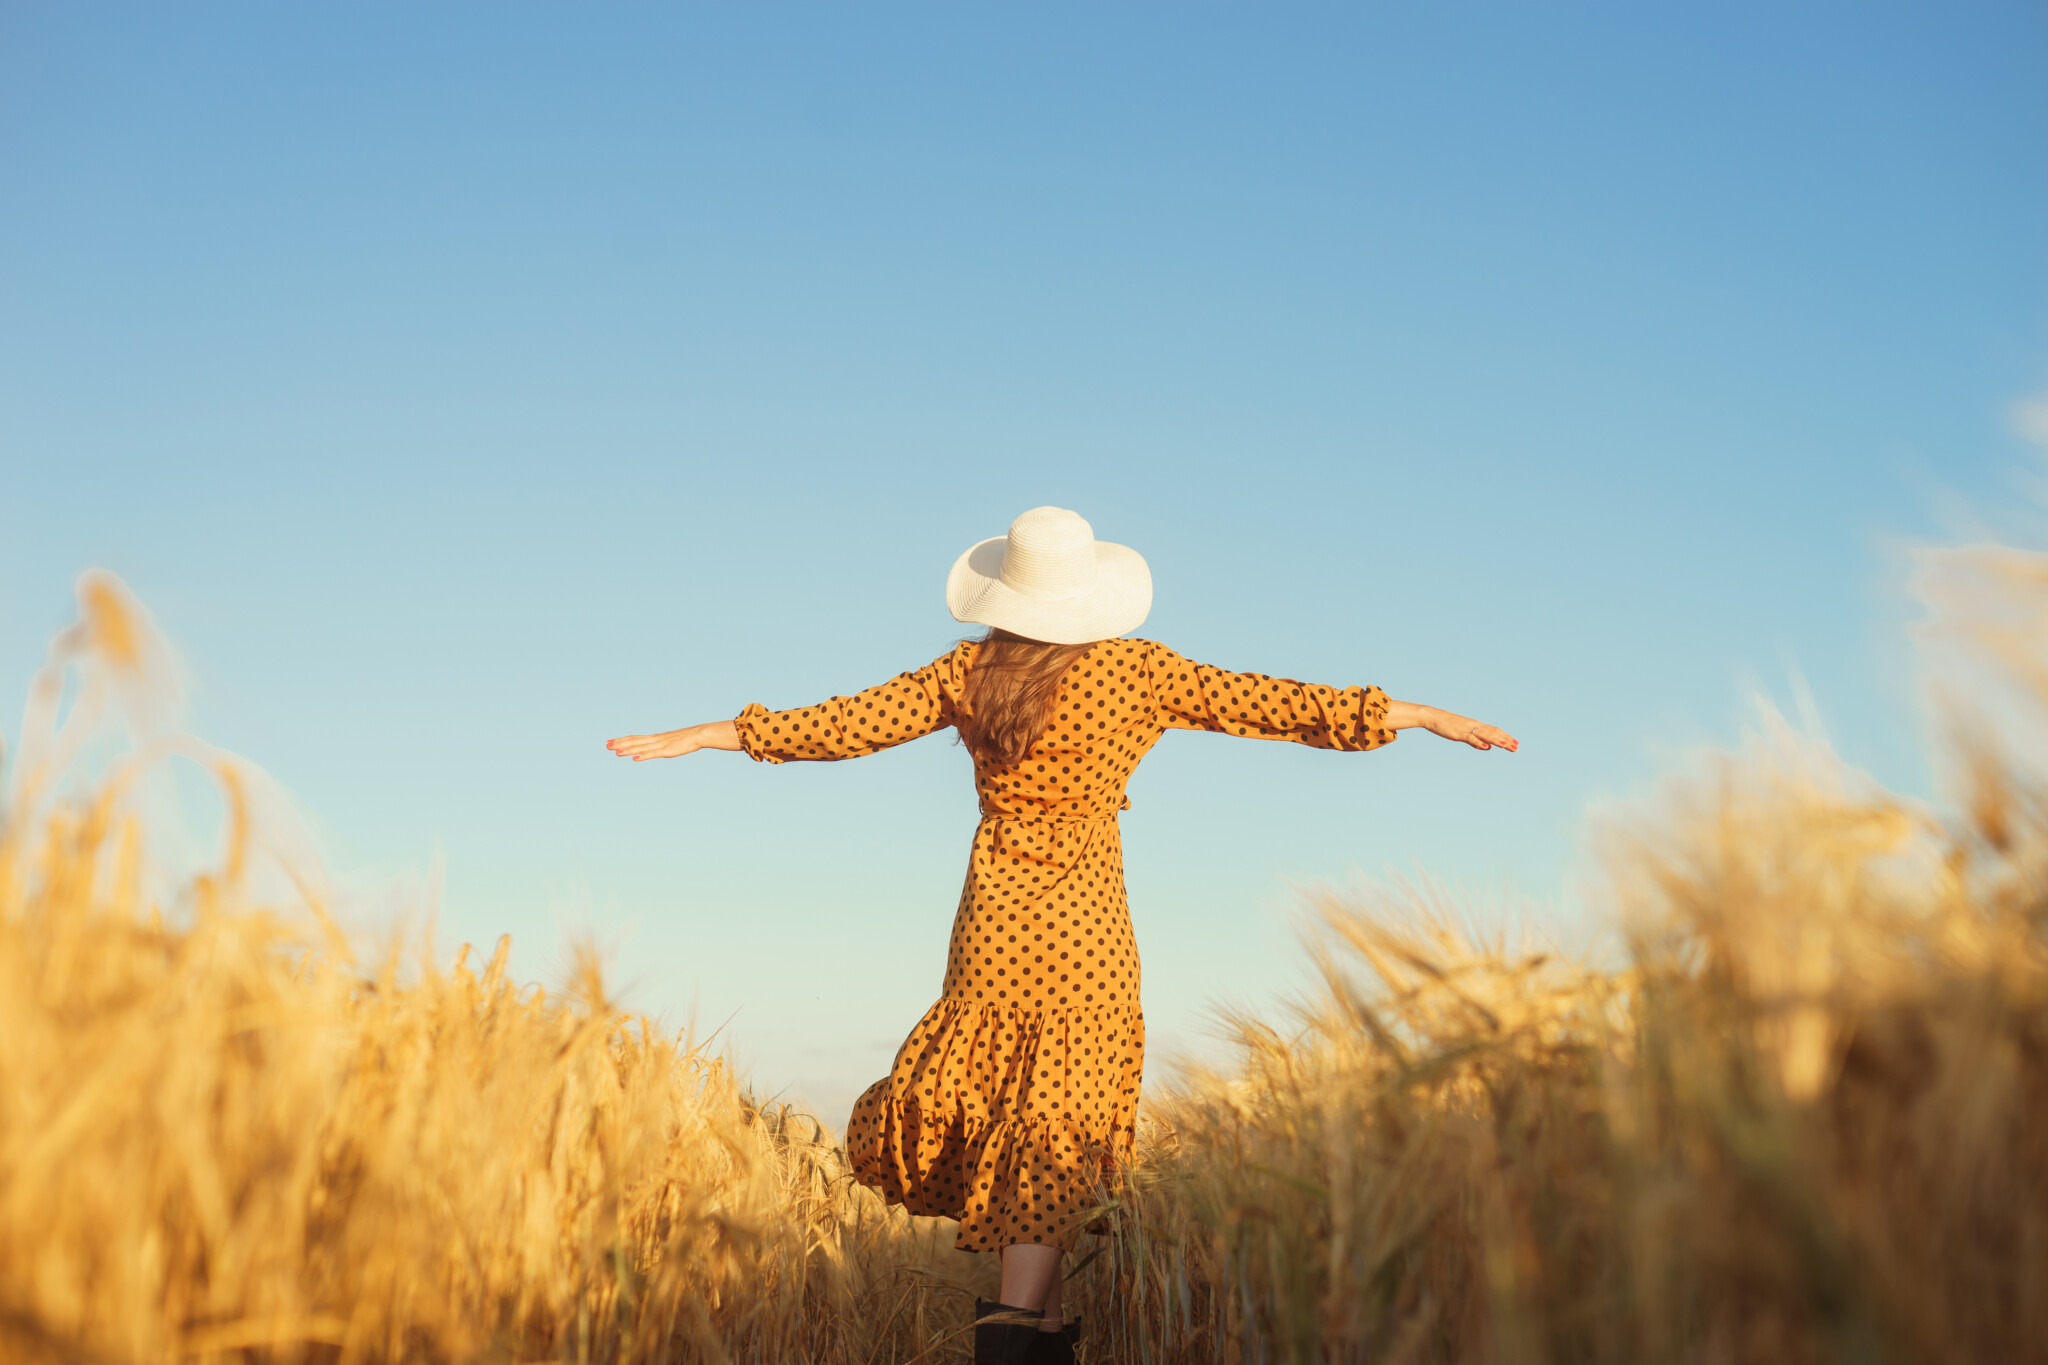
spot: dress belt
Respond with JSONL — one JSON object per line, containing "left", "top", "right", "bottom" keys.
{"left": 978, "top": 801, "right": 1127, "bottom": 867}
{"left": 977, "top": 794, "right": 1131, "bottom": 823}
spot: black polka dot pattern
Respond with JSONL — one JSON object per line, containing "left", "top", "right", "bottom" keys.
{"left": 734, "top": 638, "right": 1395, "bottom": 1251}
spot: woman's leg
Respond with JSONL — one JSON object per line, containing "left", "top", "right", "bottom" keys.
{"left": 1039, "top": 1262, "right": 1063, "bottom": 1330}
{"left": 978, "top": 1248, "right": 1061, "bottom": 1364}
{"left": 996, "top": 1243, "right": 1062, "bottom": 1312}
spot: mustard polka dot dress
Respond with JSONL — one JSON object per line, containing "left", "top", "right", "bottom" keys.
{"left": 733, "top": 638, "right": 1396, "bottom": 1252}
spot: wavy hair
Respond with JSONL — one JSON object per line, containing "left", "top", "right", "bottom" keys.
{"left": 955, "top": 628, "right": 1095, "bottom": 768}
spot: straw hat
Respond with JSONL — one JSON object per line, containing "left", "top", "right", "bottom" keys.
{"left": 946, "top": 507, "right": 1152, "bottom": 645}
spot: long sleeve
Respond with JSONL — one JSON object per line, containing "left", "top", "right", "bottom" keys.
{"left": 733, "top": 644, "right": 970, "bottom": 764}
{"left": 1142, "top": 641, "right": 1396, "bottom": 752}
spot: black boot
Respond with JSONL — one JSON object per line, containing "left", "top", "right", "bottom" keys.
{"left": 974, "top": 1299, "right": 1041, "bottom": 1365}
{"left": 1028, "top": 1313, "right": 1081, "bottom": 1364}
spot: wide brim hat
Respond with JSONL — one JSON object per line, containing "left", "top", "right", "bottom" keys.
{"left": 946, "top": 506, "right": 1152, "bottom": 646}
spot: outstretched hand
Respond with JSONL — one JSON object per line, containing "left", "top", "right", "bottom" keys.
{"left": 1384, "top": 700, "right": 1519, "bottom": 752}
{"left": 606, "top": 720, "right": 742, "bottom": 762}
{"left": 1421, "top": 710, "right": 1518, "bottom": 751}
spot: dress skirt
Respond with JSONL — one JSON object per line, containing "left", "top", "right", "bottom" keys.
{"left": 846, "top": 812, "right": 1142, "bottom": 1250}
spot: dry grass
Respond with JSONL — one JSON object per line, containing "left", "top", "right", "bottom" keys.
{"left": 3, "top": 555, "right": 2045, "bottom": 1363}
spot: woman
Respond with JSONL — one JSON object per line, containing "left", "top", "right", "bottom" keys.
{"left": 608, "top": 507, "right": 1517, "bottom": 1364}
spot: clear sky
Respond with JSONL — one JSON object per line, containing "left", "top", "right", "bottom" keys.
{"left": 4, "top": 4, "right": 2045, "bottom": 1116}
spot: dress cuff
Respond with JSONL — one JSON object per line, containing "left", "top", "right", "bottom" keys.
{"left": 1358, "top": 685, "right": 1397, "bottom": 750}
{"left": 732, "top": 703, "right": 782, "bottom": 763}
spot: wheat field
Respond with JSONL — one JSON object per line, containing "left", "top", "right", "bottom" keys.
{"left": 1, "top": 557, "right": 2043, "bottom": 1364}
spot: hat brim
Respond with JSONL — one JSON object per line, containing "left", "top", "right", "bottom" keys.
{"left": 946, "top": 536, "right": 1152, "bottom": 646}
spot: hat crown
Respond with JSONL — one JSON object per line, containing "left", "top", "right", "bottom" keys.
{"left": 945, "top": 505, "right": 1150, "bottom": 644}
{"left": 998, "top": 507, "right": 1100, "bottom": 601}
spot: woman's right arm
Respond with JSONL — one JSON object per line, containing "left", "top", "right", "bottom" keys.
{"left": 1146, "top": 642, "right": 1517, "bottom": 753}
{"left": 1382, "top": 700, "right": 1518, "bottom": 751}
{"left": 606, "top": 720, "right": 741, "bottom": 762}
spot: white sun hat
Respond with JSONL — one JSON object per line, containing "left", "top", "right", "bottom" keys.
{"left": 946, "top": 506, "right": 1153, "bottom": 645}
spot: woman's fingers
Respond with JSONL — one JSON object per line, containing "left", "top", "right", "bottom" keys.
{"left": 1425, "top": 712, "right": 1518, "bottom": 753}
{"left": 608, "top": 729, "right": 701, "bottom": 761}
{"left": 1471, "top": 725, "right": 1519, "bottom": 752}
{"left": 1442, "top": 719, "right": 1518, "bottom": 751}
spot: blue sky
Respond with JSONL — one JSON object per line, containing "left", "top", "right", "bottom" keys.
{"left": 4, "top": 3, "right": 2044, "bottom": 1115}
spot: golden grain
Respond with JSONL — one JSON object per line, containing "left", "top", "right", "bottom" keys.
{"left": 2, "top": 559, "right": 2042, "bottom": 1363}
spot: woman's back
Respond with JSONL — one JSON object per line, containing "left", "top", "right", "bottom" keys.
{"left": 734, "top": 636, "right": 1399, "bottom": 821}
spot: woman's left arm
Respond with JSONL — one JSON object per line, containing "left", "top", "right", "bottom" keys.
{"left": 1382, "top": 701, "right": 1519, "bottom": 752}
{"left": 608, "top": 646, "right": 970, "bottom": 765}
